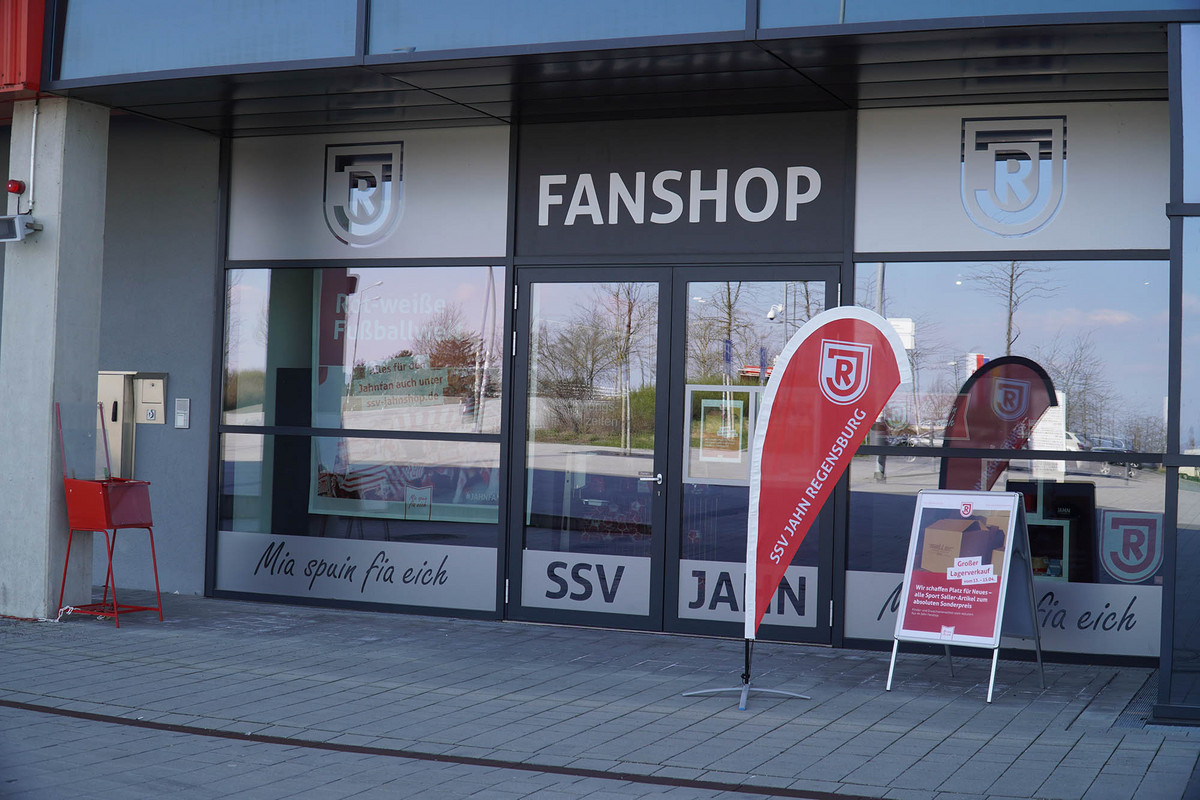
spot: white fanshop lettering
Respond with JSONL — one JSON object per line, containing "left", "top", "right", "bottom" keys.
{"left": 538, "top": 166, "right": 822, "bottom": 226}
{"left": 770, "top": 408, "right": 867, "bottom": 564}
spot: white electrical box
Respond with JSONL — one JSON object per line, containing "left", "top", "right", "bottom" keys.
{"left": 134, "top": 374, "right": 167, "bottom": 425}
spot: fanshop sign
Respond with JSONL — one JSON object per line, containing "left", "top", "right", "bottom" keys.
{"left": 517, "top": 113, "right": 848, "bottom": 256}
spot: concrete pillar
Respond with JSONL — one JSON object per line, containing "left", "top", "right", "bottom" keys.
{"left": 0, "top": 98, "right": 109, "bottom": 619}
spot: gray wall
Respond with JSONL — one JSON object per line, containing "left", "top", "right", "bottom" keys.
{"left": 0, "top": 127, "right": 9, "bottom": 347}
{"left": 97, "top": 115, "right": 220, "bottom": 595}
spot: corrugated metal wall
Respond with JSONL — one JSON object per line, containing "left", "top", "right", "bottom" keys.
{"left": 0, "top": 0, "right": 43, "bottom": 92}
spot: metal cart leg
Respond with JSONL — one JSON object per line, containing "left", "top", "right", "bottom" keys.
{"left": 147, "top": 526, "right": 163, "bottom": 620}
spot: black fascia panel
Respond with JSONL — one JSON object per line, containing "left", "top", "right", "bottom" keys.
{"left": 847, "top": 70, "right": 1168, "bottom": 101}
{"left": 756, "top": 9, "right": 1194, "bottom": 44}
{"left": 372, "top": 41, "right": 770, "bottom": 87}
{"left": 179, "top": 102, "right": 493, "bottom": 132}
{"left": 498, "top": 68, "right": 816, "bottom": 103}
{"left": 759, "top": 23, "right": 1169, "bottom": 70}
{"left": 131, "top": 87, "right": 456, "bottom": 121}
{"left": 800, "top": 51, "right": 1167, "bottom": 85}
{"left": 853, "top": 88, "right": 1168, "bottom": 108}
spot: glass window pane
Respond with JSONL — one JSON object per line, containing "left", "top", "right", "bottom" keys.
{"left": 523, "top": 282, "right": 659, "bottom": 557}
{"left": 219, "top": 433, "right": 500, "bottom": 540}
{"left": 221, "top": 266, "right": 505, "bottom": 434}
{"left": 674, "top": 279, "right": 828, "bottom": 630}
{"left": 58, "top": 0, "right": 358, "bottom": 80}
{"left": 848, "top": 455, "right": 1164, "bottom": 656}
{"left": 855, "top": 261, "right": 1168, "bottom": 454}
{"left": 1182, "top": 219, "right": 1200, "bottom": 452}
{"left": 761, "top": 0, "right": 1199, "bottom": 28}
{"left": 314, "top": 266, "right": 505, "bottom": 434}
{"left": 1175, "top": 474, "right": 1200, "bottom": 704}
{"left": 1180, "top": 28, "right": 1200, "bottom": 206}
{"left": 223, "top": 269, "right": 271, "bottom": 426}
{"left": 850, "top": 455, "right": 1165, "bottom": 583}
{"left": 219, "top": 431, "right": 271, "bottom": 533}
{"left": 313, "top": 436, "right": 500, "bottom": 527}
{"left": 680, "top": 279, "right": 826, "bottom": 562}
{"left": 369, "top": 0, "right": 743, "bottom": 54}
{"left": 1186, "top": 26, "right": 1200, "bottom": 204}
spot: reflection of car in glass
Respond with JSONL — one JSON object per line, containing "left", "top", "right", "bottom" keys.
{"left": 1064, "top": 431, "right": 1090, "bottom": 471}
{"left": 1091, "top": 436, "right": 1134, "bottom": 476}
{"left": 1065, "top": 431, "right": 1090, "bottom": 452}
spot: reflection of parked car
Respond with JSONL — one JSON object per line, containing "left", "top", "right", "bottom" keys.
{"left": 1091, "top": 437, "right": 1135, "bottom": 476}
{"left": 1064, "top": 431, "right": 1090, "bottom": 471}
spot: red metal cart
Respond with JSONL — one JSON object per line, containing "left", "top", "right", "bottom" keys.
{"left": 56, "top": 403, "right": 162, "bottom": 627}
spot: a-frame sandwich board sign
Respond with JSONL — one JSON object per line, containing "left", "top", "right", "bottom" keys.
{"left": 886, "top": 490, "right": 1045, "bottom": 702}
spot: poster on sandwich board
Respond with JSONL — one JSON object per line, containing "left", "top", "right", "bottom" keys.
{"left": 894, "top": 490, "right": 1034, "bottom": 648}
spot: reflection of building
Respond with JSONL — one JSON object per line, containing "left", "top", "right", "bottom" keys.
{"left": 2, "top": 2, "right": 1200, "bottom": 722}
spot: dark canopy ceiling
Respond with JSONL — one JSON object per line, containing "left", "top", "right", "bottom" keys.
{"left": 47, "top": 21, "right": 1168, "bottom": 137}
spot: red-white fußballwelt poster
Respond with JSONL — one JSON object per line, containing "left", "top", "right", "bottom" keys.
{"left": 894, "top": 490, "right": 1023, "bottom": 648}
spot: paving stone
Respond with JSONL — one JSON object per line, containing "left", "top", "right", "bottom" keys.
{"left": 2, "top": 593, "right": 1200, "bottom": 800}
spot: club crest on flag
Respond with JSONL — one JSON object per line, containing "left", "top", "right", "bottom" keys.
{"left": 991, "top": 378, "right": 1030, "bottom": 421}
{"left": 961, "top": 116, "right": 1066, "bottom": 237}
{"left": 324, "top": 142, "right": 404, "bottom": 247}
{"left": 819, "top": 340, "right": 872, "bottom": 405}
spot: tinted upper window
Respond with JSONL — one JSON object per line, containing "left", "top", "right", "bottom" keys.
{"left": 760, "top": 0, "right": 1199, "bottom": 27}
{"left": 368, "top": 0, "right": 744, "bottom": 54}
{"left": 57, "top": 0, "right": 358, "bottom": 80}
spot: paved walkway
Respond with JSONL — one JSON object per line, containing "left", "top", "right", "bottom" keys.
{"left": 1, "top": 592, "right": 1198, "bottom": 799}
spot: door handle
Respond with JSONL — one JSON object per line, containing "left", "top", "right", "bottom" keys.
{"left": 638, "top": 473, "right": 663, "bottom": 485}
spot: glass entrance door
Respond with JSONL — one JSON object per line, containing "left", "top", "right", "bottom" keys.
{"left": 666, "top": 270, "right": 836, "bottom": 644}
{"left": 508, "top": 266, "right": 837, "bottom": 641}
{"left": 509, "top": 271, "right": 670, "bottom": 629}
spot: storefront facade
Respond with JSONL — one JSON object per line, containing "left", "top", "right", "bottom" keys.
{"left": 6, "top": 2, "right": 1200, "bottom": 719}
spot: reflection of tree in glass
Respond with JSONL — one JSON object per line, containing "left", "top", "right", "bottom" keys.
{"left": 969, "top": 260, "right": 1059, "bottom": 356}
{"left": 533, "top": 283, "right": 656, "bottom": 451}
{"left": 687, "top": 281, "right": 821, "bottom": 384}
{"left": 413, "top": 304, "right": 476, "bottom": 397}
{"left": 1035, "top": 331, "right": 1165, "bottom": 451}
{"left": 1035, "top": 331, "right": 1113, "bottom": 440}
{"left": 600, "top": 283, "right": 657, "bottom": 452}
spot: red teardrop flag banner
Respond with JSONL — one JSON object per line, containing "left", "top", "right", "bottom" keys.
{"left": 746, "top": 307, "right": 910, "bottom": 639}
{"left": 938, "top": 356, "right": 1056, "bottom": 491}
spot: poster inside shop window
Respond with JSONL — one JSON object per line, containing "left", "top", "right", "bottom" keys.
{"left": 305, "top": 267, "right": 504, "bottom": 524}
{"left": 895, "top": 490, "right": 1024, "bottom": 648}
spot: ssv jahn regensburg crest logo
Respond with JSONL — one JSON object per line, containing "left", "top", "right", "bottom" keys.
{"left": 819, "top": 340, "right": 872, "bottom": 405}
{"left": 990, "top": 377, "right": 1030, "bottom": 422}
{"left": 961, "top": 117, "right": 1066, "bottom": 237}
{"left": 324, "top": 142, "right": 404, "bottom": 247}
